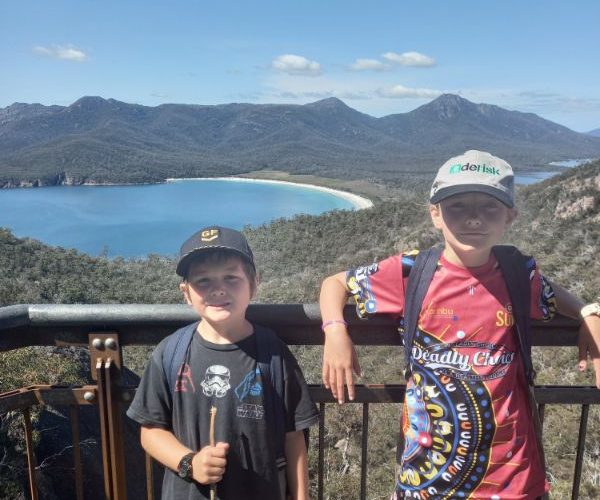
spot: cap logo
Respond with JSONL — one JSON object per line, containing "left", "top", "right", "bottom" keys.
{"left": 449, "top": 163, "right": 500, "bottom": 175}
{"left": 201, "top": 229, "right": 219, "bottom": 242}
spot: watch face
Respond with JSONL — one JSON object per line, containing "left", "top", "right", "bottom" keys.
{"left": 177, "top": 464, "right": 189, "bottom": 478}
{"left": 177, "top": 453, "right": 194, "bottom": 481}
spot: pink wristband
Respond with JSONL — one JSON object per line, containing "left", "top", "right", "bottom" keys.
{"left": 321, "top": 319, "right": 348, "bottom": 332}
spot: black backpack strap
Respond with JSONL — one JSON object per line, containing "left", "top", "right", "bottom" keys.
{"left": 396, "top": 247, "right": 442, "bottom": 465}
{"left": 492, "top": 245, "right": 535, "bottom": 384}
{"left": 493, "top": 245, "right": 547, "bottom": 495}
{"left": 403, "top": 247, "right": 443, "bottom": 371}
{"left": 162, "top": 321, "right": 199, "bottom": 395}
{"left": 255, "top": 325, "right": 287, "bottom": 467}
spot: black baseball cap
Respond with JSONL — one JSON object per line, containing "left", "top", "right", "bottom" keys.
{"left": 176, "top": 226, "right": 255, "bottom": 277}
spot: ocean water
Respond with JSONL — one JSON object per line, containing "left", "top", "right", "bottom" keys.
{"left": 515, "top": 158, "right": 593, "bottom": 185}
{"left": 2, "top": 159, "right": 593, "bottom": 257}
{"left": 0, "top": 180, "right": 355, "bottom": 257}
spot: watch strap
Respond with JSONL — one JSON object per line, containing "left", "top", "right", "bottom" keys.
{"left": 581, "top": 302, "right": 600, "bottom": 319}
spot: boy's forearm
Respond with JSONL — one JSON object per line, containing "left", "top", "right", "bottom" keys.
{"left": 140, "top": 425, "right": 193, "bottom": 472}
{"left": 285, "top": 430, "right": 309, "bottom": 500}
{"left": 549, "top": 282, "right": 600, "bottom": 388}
{"left": 320, "top": 272, "right": 361, "bottom": 403}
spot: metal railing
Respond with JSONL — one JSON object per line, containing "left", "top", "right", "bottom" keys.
{"left": 1, "top": 304, "right": 599, "bottom": 500}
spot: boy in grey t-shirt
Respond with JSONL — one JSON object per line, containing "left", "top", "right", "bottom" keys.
{"left": 128, "top": 226, "right": 318, "bottom": 500}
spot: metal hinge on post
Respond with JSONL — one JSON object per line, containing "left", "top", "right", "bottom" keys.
{"left": 89, "top": 332, "right": 127, "bottom": 500}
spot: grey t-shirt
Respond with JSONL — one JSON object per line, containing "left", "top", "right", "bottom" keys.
{"left": 127, "top": 325, "right": 319, "bottom": 500}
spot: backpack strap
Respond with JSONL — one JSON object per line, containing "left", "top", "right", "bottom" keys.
{"left": 403, "top": 247, "right": 443, "bottom": 372}
{"left": 254, "top": 325, "right": 287, "bottom": 467}
{"left": 492, "top": 245, "right": 535, "bottom": 384}
{"left": 162, "top": 321, "right": 199, "bottom": 395}
{"left": 396, "top": 246, "right": 442, "bottom": 465}
{"left": 493, "top": 245, "right": 547, "bottom": 496}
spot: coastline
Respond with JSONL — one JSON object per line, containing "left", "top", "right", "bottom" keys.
{"left": 166, "top": 176, "right": 374, "bottom": 210}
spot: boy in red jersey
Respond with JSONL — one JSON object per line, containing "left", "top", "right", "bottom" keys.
{"left": 320, "top": 150, "right": 600, "bottom": 499}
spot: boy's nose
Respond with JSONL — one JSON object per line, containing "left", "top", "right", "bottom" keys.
{"left": 465, "top": 216, "right": 482, "bottom": 227}
{"left": 210, "top": 282, "right": 227, "bottom": 295}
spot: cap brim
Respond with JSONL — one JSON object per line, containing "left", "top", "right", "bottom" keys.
{"left": 430, "top": 184, "right": 514, "bottom": 208}
{"left": 176, "top": 246, "right": 255, "bottom": 277}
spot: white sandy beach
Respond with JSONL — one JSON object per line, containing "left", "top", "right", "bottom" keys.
{"left": 166, "top": 176, "right": 374, "bottom": 210}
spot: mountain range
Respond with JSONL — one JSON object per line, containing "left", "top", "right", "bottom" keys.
{"left": 1, "top": 94, "right": 600, "bottom": 187}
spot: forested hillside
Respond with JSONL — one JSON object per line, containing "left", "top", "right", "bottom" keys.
{"left": 3, "top": 94, "right": 600, "bottom": 187}
{"left": 1, "top": 160, "right": 599, "bottom": 499}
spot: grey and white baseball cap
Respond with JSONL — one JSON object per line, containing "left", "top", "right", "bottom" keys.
{"left": 429, "top": 150, "right": 515, "bottom": 207}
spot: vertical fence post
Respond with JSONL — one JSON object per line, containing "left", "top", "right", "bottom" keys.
{"left": 70, "top": 405, "right": 85, "bottom": 500}
{"left": 23, "top": 408, "right": 39, "bottom": 500}
{"left": 571, "top": 404, "right": 590, "bottom": 500}
{"left": 318, "top": 403, "right": 325, "bottom": 500}
{"left": 360, "top": 403, "right": 369, "bottom": 500}
{"left": 96, "top": 357, "right": 113, "bottom": 499}
{"left": 90, "top": 332, "right": 127, "bottom": 500}
{"left": 105, "top": 357, "right": 127, "bottom": 499}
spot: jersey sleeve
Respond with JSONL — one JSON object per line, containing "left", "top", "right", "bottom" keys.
{"left": 527, "top": 257, "right": 557, "bottom": 321}
{"left": 281, "top": 346, "right": 319, "bottom": 433}
{"left": 346, "top": 253, "right": 410, "bottom": 318}
{"left": 126, "top": 342, "right": 173, "bottom": 428}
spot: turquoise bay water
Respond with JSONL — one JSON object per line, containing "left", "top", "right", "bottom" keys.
{"left": 0, "top": 180, "right": 355, "bottom": 258}
{"left": 515, "top": 159, "right": 593, "bottom": 185}
{"left": 1, "top": 159, "right": 591, "bottom": 258}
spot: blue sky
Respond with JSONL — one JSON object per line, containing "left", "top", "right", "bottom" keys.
{"left": 1, "top": 0, "right": 599, "bottom": 132}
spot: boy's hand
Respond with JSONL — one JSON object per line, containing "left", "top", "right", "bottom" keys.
{"left": 322, "top": 326, "right": 362, "bottom": 404}
{"left": 577, "top": 315, "right": 600, "bottom": 389}
{"left": 192, "top": 442, "right": 229, "bottom": 485}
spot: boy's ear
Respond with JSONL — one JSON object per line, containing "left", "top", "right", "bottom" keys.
{"left": 506, "top": 208, "right": 519, "bottom": 226}
{"left": 429, "top": 204, "right": 443, "bottom": 230}
{"left": 179, "top": 282, "right": 192, "bottom": 305}
{"left": 251, "top": 273, "right": 260, "bottom": 299}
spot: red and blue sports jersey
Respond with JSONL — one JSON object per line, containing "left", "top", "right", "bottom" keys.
{"left": 347, "top": 250, "right": 556, "bottom": 500}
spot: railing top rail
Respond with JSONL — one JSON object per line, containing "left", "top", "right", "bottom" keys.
{"left": 0, "top": 303, "right": 329, "bottom": 326}
{"left": 0, "top": 303, "right": 580, "bottom": 351}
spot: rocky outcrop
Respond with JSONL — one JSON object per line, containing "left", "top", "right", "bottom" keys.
{"left": 552, "top": 172, "right": 600, "bottom": 219}
{"left": 555, "top": 195, "right": 596, "bottom": 219}
{"left": 0, "top": 173, "right": 88, "bottom": 189}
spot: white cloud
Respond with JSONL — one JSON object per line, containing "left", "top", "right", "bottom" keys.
{"left": 271, "top": 54, "right": 321, "bottom": 76}
{"left": 33, "top": 45, "right": 88, "bottom": 62}
{"left": 349, "top": 58, "right": 388, "bottom": 71}
{"left": 272, "top": 89, "right": 372, "bottom": 101}
{"left": 378, "top": 84, "right": 442, "bottom": 99}
{"left": 382, "top": 51, "right": 435, "bottom": 67}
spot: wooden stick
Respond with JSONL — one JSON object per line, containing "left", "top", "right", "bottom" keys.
{"left": 209, "top": 406, "right": 217, "bottom": 500}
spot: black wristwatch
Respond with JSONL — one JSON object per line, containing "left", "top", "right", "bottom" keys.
{"left": 177, "top": 452, "right": 196, "bottom": 482}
